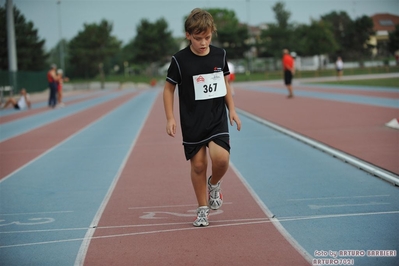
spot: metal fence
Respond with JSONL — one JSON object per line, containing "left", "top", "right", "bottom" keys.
{"left": 0, "top": 70, "right": 48, "bottom": 97}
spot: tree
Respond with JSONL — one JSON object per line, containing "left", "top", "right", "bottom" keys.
{"left": 124, "top": 18, "right": 177, "bottom": 65}
{"left": 206, "top": 8, "right": 249, "bottom": 59}
{"left": 272, "top": 1, "right": 291, "bottom": 29}
{"left": 320, "top": 11, "right": 352, "bottom": 56}
{"left": 48, "top": 39, "right": 69, "bottom": 72}
{"left": 351, "top": 15, "right": 375, "bottom": 59}
{"left": 68, "top": 20, "right": 121, "bottom": 78}
{"left": 321, "top": 12, "right": 374, "bottom": 60}
{"left": 260, "top": 1, "right": 294, "bottom": 59}
{"left": 294, "top": 20, "right": 338, "bottom": 56}
{"left": 387, "top": 24, "right": 399, "bottom": 55}
{"left": 0, "top": 5, "right": 48, "bottom": 71}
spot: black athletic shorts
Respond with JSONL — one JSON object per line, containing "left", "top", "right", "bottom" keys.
{"left": 284, "top": 70, "right": 293, "bottom": 85}
{"left": 183, "top": 135, "right": 230, "bottom": 160}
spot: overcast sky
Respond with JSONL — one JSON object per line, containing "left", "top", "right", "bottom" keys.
{"left": 3, "top": 0, "right": 399, "bottom": 50}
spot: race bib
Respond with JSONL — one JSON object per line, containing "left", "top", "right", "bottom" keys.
{"left": 193, "top": 72, "right": 227, "bottom": 100}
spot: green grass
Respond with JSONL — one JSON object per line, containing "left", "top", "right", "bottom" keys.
{"left": 71, "top": 75, "right": 156, "bottom": 84}
{"left": 317, "top": 78, "right": 399, "bottom": 88}
{"left": 71, "top": 66, "right": 399, "bottom": 85}
{"left": 233, "top": 66, "right": 399, "bottom": 82}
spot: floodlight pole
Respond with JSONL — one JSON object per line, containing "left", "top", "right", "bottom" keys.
{"left": 246, "top": 0, "right": 252, "bottom": 74}
{"left": 57, "top": 0, "right": 65, "bottom": 72}
{"left": 6, "top": 0, "right": 18, "bottom": 95}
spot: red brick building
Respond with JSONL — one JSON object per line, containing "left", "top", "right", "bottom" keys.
{"left": 369, "top": 13, "right": 399, "bottom": 56}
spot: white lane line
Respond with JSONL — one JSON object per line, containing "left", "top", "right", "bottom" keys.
{"left": 308, "top": 202, "right": 390, "bottom": 210}
{"left": 0, "top": 227, "right": 89, "bottom": 234}
{"left": 276, "top": 210, "right": 399, "bottom": 222}
{"left": 139, "top": 209, "right": 224, "bottom": 219}
{"left": 0, "top": 220, "right": 269, "bottom": 249}
{"left": 287, "top": 195, "right": 390, "bottom": 201}
{"left": 0, "top": 211, "right": 73, "bottom": 216}
{"left": 2, "top": 211, "right": 398, "bottom": 248}
{"left": 0, "top": 218, "right": 269, "bottom": 234}
{"left": 128, "top": 202, "right": 233, "bottom": 209}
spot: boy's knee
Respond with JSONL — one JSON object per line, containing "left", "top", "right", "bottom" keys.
{"left": 213, "top": 156, "right": 229, "bottom": 169}
{"left": 191, "top": 160, "right": 207, "bottom": 174}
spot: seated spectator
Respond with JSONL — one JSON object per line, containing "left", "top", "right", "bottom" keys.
{"left": 1, "top": 88, "right": 31, "bottom": 110}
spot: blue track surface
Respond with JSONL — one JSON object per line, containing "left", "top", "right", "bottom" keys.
{"left": 249, "top": 86, "right": 399, "bottom": 108}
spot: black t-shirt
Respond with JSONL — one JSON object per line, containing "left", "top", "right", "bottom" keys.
{"left": 166, "top": 45, "right": 230, "bottom": 145}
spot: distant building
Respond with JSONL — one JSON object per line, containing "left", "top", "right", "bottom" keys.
{"left": 369, "top": 13, "right": 399, "bottom": 56}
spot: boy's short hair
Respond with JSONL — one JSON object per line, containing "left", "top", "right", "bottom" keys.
{"left": 185, "top": 8, "right": 217, "bottom": 35}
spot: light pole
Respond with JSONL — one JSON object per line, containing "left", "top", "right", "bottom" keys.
{"left": 246, "top": 0, "right": 252, "bottom": 75}
{"left": 57, "top": 0, "right": 65, "bottom": 72}
{"left": 6, "top": 0, "right": 17, "bottom": 95}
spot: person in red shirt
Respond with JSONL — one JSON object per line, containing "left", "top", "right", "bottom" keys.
{"left": 282, "top": 49, "right": 295, "bottom": 98}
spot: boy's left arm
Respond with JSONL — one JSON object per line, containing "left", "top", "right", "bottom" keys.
{"left": 224, "top": 77, "right": 241, "bottom": 131}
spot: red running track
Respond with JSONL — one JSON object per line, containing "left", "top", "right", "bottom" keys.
{"left": 82, "top": 93, "right": 310, "bottom": 265}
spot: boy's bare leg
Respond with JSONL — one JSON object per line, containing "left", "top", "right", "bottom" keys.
{"left": 208, "top": 141, "right": 229, "bottom": 185}
{"left": 190, "top": 146, "right": 208, "bottom": 207}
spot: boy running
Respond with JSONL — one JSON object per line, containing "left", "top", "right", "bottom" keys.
{"left": 163, "top": 8, "right": 241, "bottom": 227}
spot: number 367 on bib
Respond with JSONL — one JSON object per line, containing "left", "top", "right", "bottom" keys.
{"left": 193, "top": 72, "right": 227, "bottom": 100}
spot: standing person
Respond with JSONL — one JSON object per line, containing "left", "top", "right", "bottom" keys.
{"left": 1, "top": 88, "right": 31, "bottom": 110}
{"left": 335, "top": 56, "right": 344, "bottom": 80}
{"left": 163, "top": 8, "right": 241, "bottom": 227}
{"left": 56, "top": 69, "right": 69, "bottom": 107}
{"left": 47, "top": 64, "right": 58, "bottom": 108}
{"left": 282, "top": 49, "right": 295, "bottom": 98}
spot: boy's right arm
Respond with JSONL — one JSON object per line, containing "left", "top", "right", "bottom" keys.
{"left": 163, "top": 82, "right": 177, "bottom": 137}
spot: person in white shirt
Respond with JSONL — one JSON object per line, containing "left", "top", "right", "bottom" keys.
{"left": 1, "top": 88, "right": 31, "bottom": 110}
{"left": 335, "top": 57, "right": 344, "bottom": 80}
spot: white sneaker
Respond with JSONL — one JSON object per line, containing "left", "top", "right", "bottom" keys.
{"left": 208, "top": 176, "right": 223, "bottom": 210}
{"left": 193, "top": 206, "right": 209, "bottom": 227}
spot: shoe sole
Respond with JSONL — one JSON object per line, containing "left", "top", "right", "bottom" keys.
{"left": 193, "top": 222, "right": 209, "bottom": 227}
